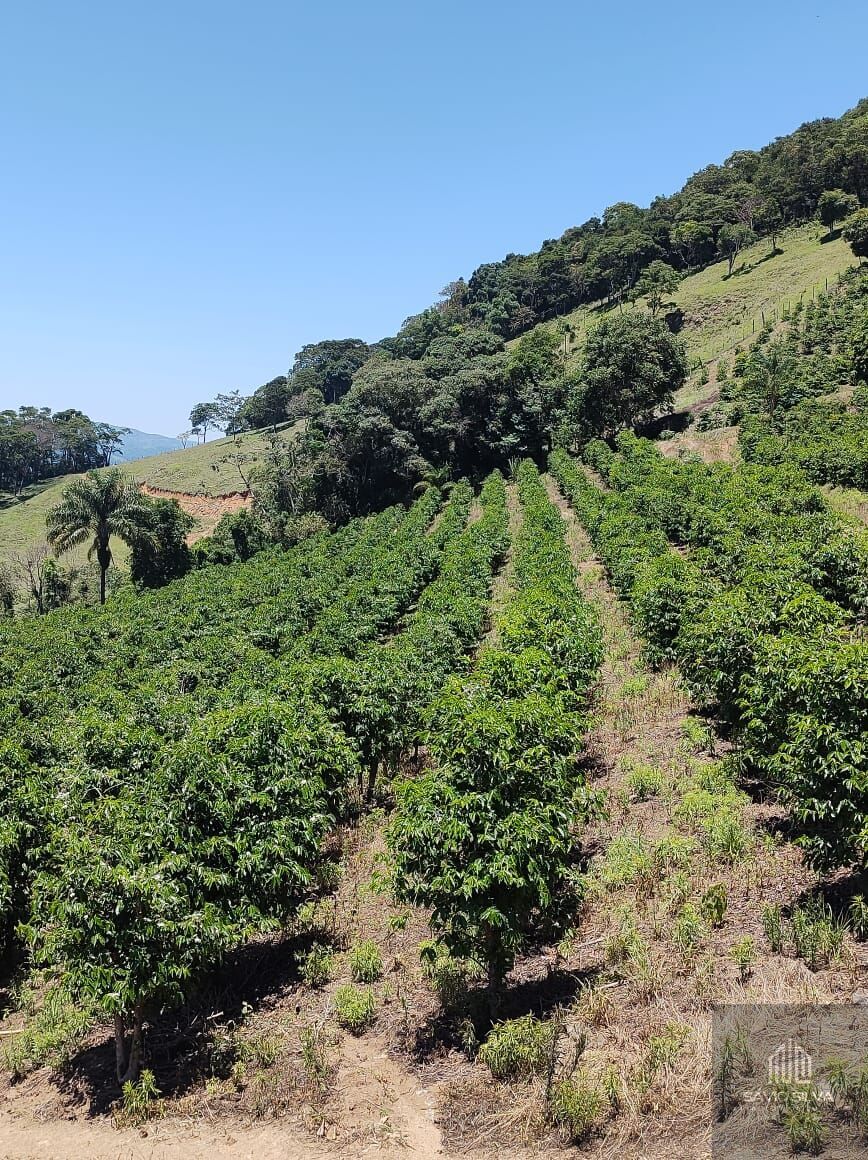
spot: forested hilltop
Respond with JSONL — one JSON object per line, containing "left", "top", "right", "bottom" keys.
{"left": 175, "top": 96, "right": 868, "bottom": 519}
{"left": 1, "top": 97, "right": 868, "bottom": 1160}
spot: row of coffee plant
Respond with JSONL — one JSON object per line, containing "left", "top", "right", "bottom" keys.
{"left": 550, "top": 449, "right": 868, "bottom": 875}
{"left": 388, "top": 461, "right": 603, "bottom": 1003}
{"left": 0, "top": 479, "right": 509, "bottom": 1083}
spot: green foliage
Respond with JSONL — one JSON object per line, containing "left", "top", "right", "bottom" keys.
{"left": 388, "top": 464, "right": 601, "bottom": 994}
{"left": 566, "top": 312, "right": 688, "bottom": 440}
{"left": 333, "top": 984, "right": 376, "bottom": 1033}
{"left": 549, "top": 1074, "right": 603, "bottom": 1143}
{"left": 129, "top": 498, "right": 194, "bottom": 588}
{"left": 477, "top": 1015, "right": 555, "bottom": 1079}
{"left": 843, "top": 207, "right": 868, "bottom": 260}
{"left": 348, "top": 939, "right": 384, "bottom": 984}
{"left": 298, "top": 943, "right": 334, "bottom": 988}
{"left": 818, "top": 189, "right": 859, "bottom": 234}
{"left": 699, "top": 883, "right": 728, "bottom": 927}
{"left": 46, "top": 468, "right": 158, "bottom": 603}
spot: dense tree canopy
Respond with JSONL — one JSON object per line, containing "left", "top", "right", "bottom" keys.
{"left": 563, "top": 313, "right": 688, "bottom": 441}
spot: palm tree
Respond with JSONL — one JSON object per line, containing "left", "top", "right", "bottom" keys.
{"left": 46, "top": 469, "right": 155, "bottom": 604}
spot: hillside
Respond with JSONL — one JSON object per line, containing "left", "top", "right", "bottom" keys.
{"left": 518, "top": 222, "right": 856, "bottom": 384}
{"left": 1, "top": 99, "right": 868, "bottom": 1160}
{"left": 128, "top": 424, "right": 298, "bottom": 495}
{"left": 0, "top": 425, "right": 300, "bottom": 580}
{"left": 115, "top": 428, "right": 183, "bottom": 462}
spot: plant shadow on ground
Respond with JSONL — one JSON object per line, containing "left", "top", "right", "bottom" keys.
{"left": 727, "top": 247, "right": 784, "bottom": 279}
{"left": 409, "top": 964, "right": 598, "bottom": 1063}
{"left": 53, "top": 929, "right": 329, "bottom": 1116}
{"left": 794, "top": 870, "right": 868, "bottom": 928}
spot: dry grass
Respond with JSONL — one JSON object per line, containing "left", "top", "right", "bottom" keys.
{"left": 657, "top": 425, "right": 740, "bottom": 465}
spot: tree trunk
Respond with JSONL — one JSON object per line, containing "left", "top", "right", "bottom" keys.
{"left": 114, "top": 1014, "right": 128, "bottom": 1084}
{"left": 116, "top": 1007, "right": 144, "bottom": 1086}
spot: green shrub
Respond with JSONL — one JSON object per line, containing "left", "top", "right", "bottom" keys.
{"left": 549, "top": 1073, "right": 602, "bottom": 1143}
{"left": 762, "top": 903, "right": 785, "bottom": 953}
{"left": 672, "top": 904, "right": 705, "bottom": 957}
{"left": 700, "top": 883, "right": 728, "bottom": 927}
{"left": 478, "top": 1015, "right": 555, "bottom": 1080}
{"left": 333, "top": 985, "right": 376, "bottom": 1033}
{"left": 298, "top": 943, "right": 334, "bottom": 988}
{"left": 349, "top": 939, "right": 384, "bottom": 984}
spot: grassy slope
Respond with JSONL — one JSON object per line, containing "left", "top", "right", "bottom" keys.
{"left": 516, "top": 223, "right": 855, "bottom": 392}
{"left": 0, "top": 426, "right": 298, "bottom": 576}
{"left": 131, "top": 424, "right": 299, "bottom": 495}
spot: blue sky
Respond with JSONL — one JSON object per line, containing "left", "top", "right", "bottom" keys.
{"left": 1, "top": 0, "right": 867, "bottom": 436}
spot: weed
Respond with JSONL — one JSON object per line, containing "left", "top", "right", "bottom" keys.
{"left": 672, "top": 903, "right": 705, "bottom": 958}
{"left": 849, "top": 895, "right": 868, "bottom": 940}
{"left": 575, "top": 983, "right": 612, "bottom": 1029}
{"left": 680, "top": 716, "right": 714, "bottom": 753}
{"left": 549, "top": 1073, "right": 602, "bottom": 1144}
{"left": 1, "top": 982, "right": 95, "bottom": 1079}
{"left": 605, "top": 905, "right": 642, "bottom": 965}
{"left": 300, "top": 1023, "right": 333, "bottom": 1091}
{"left": 762, "top": 903, "right": 785, "bottom": 952}
{"left": 234, "top": 1031, "right": 281, "bottom": 1070}
{"left": 594, "top": 833, "right": 654, "bottom": 892}
{"left": 623, "top": 760, "right": 663, "bottom": 802}
{"left": 298, "top": 943, "right": 334, "bottom": 988}
{"left": 700, "top": 883, "right": 728, "bottom": 927}
{"left": 619, "top": 674, "right": 649, "bottom": 698}
{"left": 114, "top": 1070, "right": 164, "bottom": 1128}
{"left": 730, "top": 936, "right": 756, "bottom": 983}
{"left": 478, "top": 1015, "right": 555, "bottom": 1080}
{"left": 654, "top": 834, "right": 698, "bottom": 872}
{"left": 419, "top": 941, "right": 479, "bottom": 1009}
{"left": 646, "top": 1023, "right": 688, "bottom": 1073}
{"left": 772, "top": 1081, "right": 826, "bottom": 1154}
{"left": 701, "top": 811, "right": 753, "bottom": 864}
{"left": 667, "top": 870, "right": 692, "bottom": 910}
{"left": 349, "top": 939, "right": 384, "bottom": 983}
{"left": 333, "top": 985, "right": 376, "bottom": 1033}
{"left": 315, "top": 859, "right": 342, "bottom": 893}
{"left": 791, "top": 901, "right": 845, "bottom": 969}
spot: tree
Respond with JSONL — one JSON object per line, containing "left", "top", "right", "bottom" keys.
{"left": 46, "top": 469, "right": 156, "bottom": 604}
{"left": 566, "top": 312, "right": 688, "bottom": 440}
{"left": 718, "top": 223, "right": 755, "bottom": 276}
{"left": 129, "top": 499, "right": 194, "bottom": 589}
{"left": 843, "top": 208, "right": 868, "bottom": 260}
{"left": 755, "top": 198, "right": 784, "bottom": 253}
{"left": 633, "top": 260, "right": 679, "bottom": 316}
{"left": 214, "top": 391, "right": 245, "bottom": 436}
{"left": 817, "top": 189, "right": 859, "bottom": 237}
{"left": 188, "top": 402, "right": 220, "bottom": 442}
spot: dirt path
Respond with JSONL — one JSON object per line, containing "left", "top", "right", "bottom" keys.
{"left": 337, "top": 1035, "right": 442, "bottom": 1156}
{"left": 0, "top": 1104, "right": 329, "bottom": 1160}
{"left": 481, "top": 480, "right": 520, "bottom": 648}
{"left": 0, "top": 1032, "right": 444, "bottom": 1160}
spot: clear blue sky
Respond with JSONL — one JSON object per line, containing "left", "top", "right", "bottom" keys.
{"left": 1, "top": 0, "right": 866, "bottom": 436}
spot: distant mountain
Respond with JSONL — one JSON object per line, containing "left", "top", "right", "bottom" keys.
{"left": 113, "top": 429, "right": 183, "bottom": 463}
